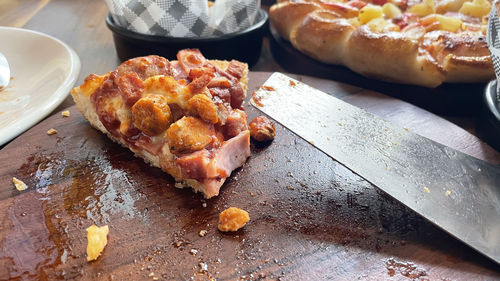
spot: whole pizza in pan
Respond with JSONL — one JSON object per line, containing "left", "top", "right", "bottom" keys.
{"left": 71, "top": 49, "right": 250, "bottom": 198}
{"left": 270, "top": 0, "right": 495, "bottom": 87}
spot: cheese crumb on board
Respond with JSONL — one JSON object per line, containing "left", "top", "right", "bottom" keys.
{"left": 87, "top": 224, "right": 109, "bottom": 261}
{"left": 47, "top": 128, "right": 58, "bottom": 135}
{"left": 61, "top": 110, "right": 70, "bottom": 117}
{"left": 12, "top": 177, "right": 28, "bottom": 191}
{"left": 423, "top": 187, "right": 430, "bottom": 193}
{"left": 218, "top": 207, "right": 250, "bottom": 232}
{"left": 445, "top": 190, "right": 451, "bottom": 196}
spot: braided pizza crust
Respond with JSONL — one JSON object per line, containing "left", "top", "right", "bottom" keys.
{"left": 270, "top": 0, "right": 494, "bottom": 87}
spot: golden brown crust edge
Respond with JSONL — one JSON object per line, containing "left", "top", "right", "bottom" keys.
{"left": 270, "top": 1, "right": 494, "bottom": 87}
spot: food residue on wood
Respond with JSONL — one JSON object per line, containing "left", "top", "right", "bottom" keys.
{"left": 199, "top": 230, "right": 207, "bottom": 237}
{"left": 385, "top": 258, "right": 427, "bottom": 279}
{"left": 218, "top": 207, "right": 249, "bottom": 232}
{"left": 47, "top": 128, "right": 58, "bottom": 135}
{"left": 87, "top": 224, "right": 109, "bottom": 261}
{"left": 12, "top": 177, "right": 27, "bottom": 191}
{"left": 61, "top": 110, "right": 70, "bottom": 117}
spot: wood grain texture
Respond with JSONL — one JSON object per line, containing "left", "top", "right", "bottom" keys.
{"left": 0, "top": 0, "right": 50, "bottom": 27}
{"left": 1, "top": 72, "right": 499, "bottom": 280}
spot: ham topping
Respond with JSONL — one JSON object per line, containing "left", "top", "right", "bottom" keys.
{"left": 176, "top": 130, "right": 251, "bottom": 183}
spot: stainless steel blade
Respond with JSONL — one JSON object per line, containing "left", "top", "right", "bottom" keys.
{"left": 251, "top": 72, "right": 500, "bottom": 264}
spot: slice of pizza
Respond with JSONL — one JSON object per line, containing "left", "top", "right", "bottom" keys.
{"left": 71, "top": 49, "right": 251, "bottom": 198}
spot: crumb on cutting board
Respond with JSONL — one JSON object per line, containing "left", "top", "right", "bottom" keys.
{"left": 12, "top": 177, "right": 28, "bottom": 191}
{"left": 47, "top": 128, "right": 58, "bottom": 135}
{"left": 218, "top": 207, "right": 250, "bottom": 232}
{"left": 61, "top": 110, "right": 70, "bottom": 117}
{"left": 87, "top": 224, "right": 109, "bottom": 261}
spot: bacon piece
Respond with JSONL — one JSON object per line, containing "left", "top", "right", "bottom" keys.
{"left": 177, "top": 49, "right": 206, "bottom": 74}
{"left": 90, "top": 72, "right": 121, "bottom": 136}
{"left": 371, "top": 0, "right": 388, "bottom": 5}
{"left": 393, "top": 12, "right": 418, "bottom": 29}
{"left": 225, "top": 60, "right": 246, "bottom": 80}
{"left": 188, "top": 66, "right": 216, "bottom": 80}
{"left": 230, "top": 83, "right": 245, "bottom": 109}
{"left": 209, "top": 87, "right": 232, "bottom": 105}
{"left": 207, "top": 77, "right": 231, "bottom": 88}
{"left": 347, "top": 0, "right": 368, "bottom": 9}
{"left": 116, "top": 72, "right": 144, "bottom": 107}
{"left": 117, "top": 55, "right": 173, "bottom": 80}
{"left": 187, "top": 73, "right": 215, "bottom": 94}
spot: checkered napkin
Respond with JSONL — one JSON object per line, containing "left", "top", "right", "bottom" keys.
{"left": 105, "top": 0, "right": 261, "bottom": 37}
{"left": 487, "top": 3, "right": 500, "bottom": 95}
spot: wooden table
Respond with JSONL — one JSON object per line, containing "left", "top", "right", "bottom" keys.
{"left": 1, "top": 1, "right": 500, "bottom": 280}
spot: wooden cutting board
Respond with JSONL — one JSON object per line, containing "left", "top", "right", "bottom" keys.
{"left": 1, "top": 72, "right": 499, "bottom": 281}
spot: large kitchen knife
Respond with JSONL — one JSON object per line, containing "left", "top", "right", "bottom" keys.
{"left": 251, "top": 72, "right": 500, "bottom": 264}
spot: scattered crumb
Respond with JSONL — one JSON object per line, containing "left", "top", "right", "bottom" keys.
{"left": 12, "top": 177, "right": 27, "bottom": 191}
{"left": 286, "top": 185, "right": 294, "bottom": 190}
{"left": 199, "top": 262, "right": 208, "bottom": 272}
{"left": 86, "top": 224, "right": 109, "bottom": 261}
{"left": 152, "top": 277, "right": 158, "bottom": 281}
{"left": 218, "top": 207, "right": 250, "bottom": 232}
{"left": 386, "top": 167, "right": 390, "bottom": 171}
{"left": 47, "top": 128, "right": 58, "bottom": 135}
{"left": 249, "top": 191, "right": 255, "bottom": 197}
{"left": 445, "top": 190, "right": 451, "bottom": 196}
{"left": 190, "top": 249, "right": 198, "bottom": 255}
{"left": 316, "top": 190, "right": 321, "bottom": 195}
{"left": 404, "top": 127, "right": 409, "bottom": 132}
{"left": 309, "top": 140, "right": 315, "bottom": 145}
{"left": 423, "top": 187, "right": 430, "bottom": 193}
{"left": 338, "top": 123, "right": 342, "bottom": 126}
{"left": 338, "top": 108, "right": 342, "bottom": 111}
{"left": 202, "top": 202, "right": 207, "bottom": 208}
{"left": 148, "top": 272, "right": 155, "bottom": 277}
{"left": 61, "top": 110, "right": 70, "bottom": 117}
{"left": 478, "top": 168, "right": 482, "bottom": 172}
{"left": 289, "top": 80, "right": 296, "bottom": 86}
{"left": 199, "top": 230, "right": 207, "bottom": 237}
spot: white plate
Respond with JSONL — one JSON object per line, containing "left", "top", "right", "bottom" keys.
{"left": 0, "top": 27, "right": 80, "bottom": 146}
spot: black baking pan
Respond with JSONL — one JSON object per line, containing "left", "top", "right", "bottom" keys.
{"left": 106, "top": 9, "right": 268, "bottom": 68}
{"left": 268, "top": 22, "right": 488, "bottom": 116}
{"left": 477, "top": 80, "right": 500, "bottom": 152}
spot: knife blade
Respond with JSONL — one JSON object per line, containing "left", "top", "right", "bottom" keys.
{"left": 251, "top": 72, "right": 500, "bottom": 264}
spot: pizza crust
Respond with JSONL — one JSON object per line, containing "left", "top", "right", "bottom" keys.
{"left": 270, "top": 0, "right": 494, "bottom": 87}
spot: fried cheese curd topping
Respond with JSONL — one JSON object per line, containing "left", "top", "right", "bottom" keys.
{"left": 218, "top": 207, "right": 250, "bottom": 232}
